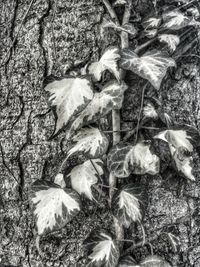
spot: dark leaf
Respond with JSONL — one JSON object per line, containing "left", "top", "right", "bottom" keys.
{"left": 112, "top": 184, "right": 147, "bottom": 227}
{"left": 140, "top": 255, "right": 171, "bottom": 267}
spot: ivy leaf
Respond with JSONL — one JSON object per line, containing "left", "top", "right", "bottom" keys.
{"left": 30, "top": 180, "right": 81, "bottom": 235}
{"left": 165, "top": 233, "right": 180, "bottom": 253}
{"left": 113, "top": 0, "right": 127, "bottom": 6}
{"left": 107, "top": 142, "right": 160, "bottom": 178}
{"left": 162, "top": 10, "right": 191, "bottom": 30}
{"left": 158, "top": 34, "right": 180, "bottom": 52}
{"left": 68, "top": 159, "right": 103, "bottom": 200}
{"left": 127, "top": 142, "right": 160, "bottom": 175}
{"left": 154, "top": 125, "right": 200, "bottom": 152}
{"left": 112, "top": 184, "right": 146, "bottom": 228}
{"left": 88, "top": 47, "right": 120, "bottom": 82}
{"left": 102, "top": 19, "right": 137, "bottom": 37}
{"left": 140, "top": 255, "right": 171, "bottom": 267}
{"left": 84, "top": 230, "right": 120, "bottom": 267}
{"left": 154, "top": 125, "right": 200, "bottom": 180}
{"left": 66, "top": 127, "right": 109, "bottom": 159}
{"left": 66, "top": 81, "right": 128, "bottom": 138}
{"left": 144, "top": 29, "right": 158, "bottom": 39}
{"left": 120, "top": 49, "right": 176, "bottom": 90}
{"left": 44, "top": 76, "right": 94, "bottom": 135}
{"left": 143, "top": 17, "right": 161, "bottom": 29}
{"left": 107, "top": 143, "right": 133, "bottom": 178}
{"left": 118, "top": 256, "right": 139, "bottom": 267}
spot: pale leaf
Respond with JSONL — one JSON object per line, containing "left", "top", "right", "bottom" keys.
{"left": 154, "top": 125, "right": 200, "bottom": 180}
{"left": 143, "top": 103, "right": 158, "bottom": 119}
{"left": 144, "top": 29, "right": 158, "bottom": 39}
{"left": 162, "top": 10, "right": 191, "bottom": 30}
{"left": 143, "top": 17, "right": 161, "bottom": 29}
{"left": 113, "top": 0, "right": 127, "bottom": 6}
{"left": 88, "top": 47, "right": 120, "bottom": 81}
{"left": 67, "top": 127, "right": 109, "bottom": 159}
{"left": 66, "top": 81, "right": 127, "bottom": 138}
{"left": 84, "top": 231, "right": 120, "bottom": 267}
{"left": 112, "top": 184, "right": 145, "bottom": 228}
{"left": 44, "top": 76, "right": 94, "bottom": 135}
{"left": 127, "top": 142, "right": 160, "bottom": 175}
{"left": 68, "top": 159, "right": 103, "bottom": 200}
{"left": 54, "top": 173, "right": 66, "bottom": 188}
{"left": 31, "top": 180, "right": 81, "bottom": 235}
{"left": 158, "top": 34, "right": 180, "bottom": 52}
{"left": 140, "top": 255, "right": 171, "bottom": 267}
{"left": 120, "top": 49, "right": 176, "bottom": 89}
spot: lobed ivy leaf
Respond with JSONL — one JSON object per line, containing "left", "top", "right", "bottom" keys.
{"left": 68, "top": 159, "right": 104, "bottom": 200}
{"left": 107, "top": 142, "right": 160, "bottom": 178}
{"left": 118, "top": 256, "right": 139, "bottom": 267}
{"left": 154, "top": 125, "right": 200, "bottom": 153}
{"left": 162, "top": 10, "right": 191, "bottom": 30}
{"left": 66, "top": 81, "right": 128, "bottom": 139}
{"left": 120, "top": 49, "right": 176, "bottom": 90}
{"left": 66, "top": 127, "right": 109, "bottom": 159}
{"left": 143, "top": 17, "right": 161, "bottom": 29}
{"left": 144, "top": 29, "right": 158, "bottom": 39}
{"left": 158, "top": 34, "right": 180, "bottom": 52}
{"left": 44, "top": 76, "right": 94, "bottom": 135}
{"left": 102, "top": 19, "right": 137, "bottom": 37}
{"left": 84, "top": 230, "right": 120, "bottom": 267}
{"left": 112, "top": 184, "right": 146, "bottom": 228}
{"left": 30, "top": 180, "right": 81, "bottom": 235}
{"left": 140, "top": 255, "right": 171, "bottom": 267}
{"left": 107, "top": 143, "right": 133, "bottom": 178}
{"left": 88, "top": 47, "right": 121, "bottom": 82}
{"left": 154, "top": 125, "right": 200, "bottom": 180}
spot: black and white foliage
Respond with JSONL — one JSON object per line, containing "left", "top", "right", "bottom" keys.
{"left": 66, "top": 81, "right": 127, "bottom": 138}
{"left": 112, "top": 184, "right": 145, "bottom": 228}
{"left": 66, "top": 127, "right": 109, "bottom": 159}
{"left": 120, "top": 49, "right": 176, "bottom": 89}
{"left": 30, "top": 180, "right": 81, "bottom": 235}
{"left": 29, "top": 0, "right": 200, "bottom": 264}
{"left": 68, "top": 159, "right": 104, "bottom": 200}
{"left": 44, "top": 76, "right": 94, "bottom": 135}
{"left": 140, "top": 255, "right": 171, "bottom": 267}
{"left": 107, "top": 142, "right": 160, "bottom": 178}
{"left": 84, "top": 231, "right": 120, "bottom": 267}
{"left": 88, "top": 47, "right": 121, "bottom": 81}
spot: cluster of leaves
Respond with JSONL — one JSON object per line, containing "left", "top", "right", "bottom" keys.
{"left": 29, "top": 0, "right": 200, "bottom": 266}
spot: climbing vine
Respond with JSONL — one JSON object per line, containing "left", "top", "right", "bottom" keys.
{"left": 30, "top": 0, "right": 200, "bottom": 266}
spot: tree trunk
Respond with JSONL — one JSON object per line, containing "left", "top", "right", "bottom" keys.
{"left": 1, "top": 1, "right": 200, "bottom": 266}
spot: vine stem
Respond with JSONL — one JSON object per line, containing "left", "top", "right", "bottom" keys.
{"left": 102, "top": 0, "right": 132, "bottom": 248}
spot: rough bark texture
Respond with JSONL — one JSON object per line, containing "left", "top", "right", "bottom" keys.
{"left": 1, "top": 0, "right": 200, "bottom": 266}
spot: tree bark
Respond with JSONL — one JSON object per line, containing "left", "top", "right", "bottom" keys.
{"left": 1, "top": 1, "right": 200, "bottom": 267}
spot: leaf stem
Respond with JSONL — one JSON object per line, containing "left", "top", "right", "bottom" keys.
{"left": 134, "top": 82, "right": 148, "bottom": 144}
{"left": 102, "top": 0, "right": 133, "bottom": 249}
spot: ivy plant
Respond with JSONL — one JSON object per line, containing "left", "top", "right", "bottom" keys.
{"left": 30, "top": 0, "right": 200, "bottom": 266}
